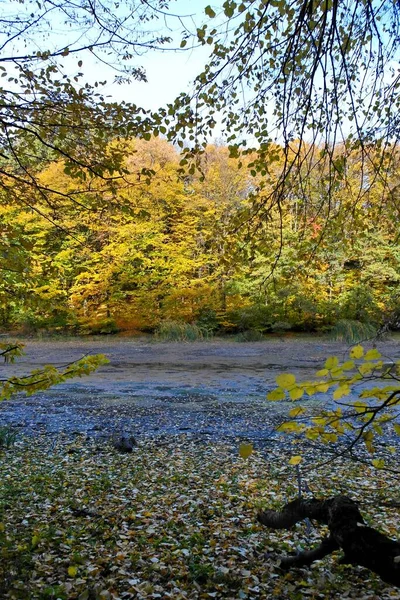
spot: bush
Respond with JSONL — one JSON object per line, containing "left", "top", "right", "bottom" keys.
{"left": 79, "top": 318, "right": 119, "bottom": 335}
{"left": 156, "top": 321, "right": 210, "bottom": 342}
{"left": 226, "top": 305, "right": 273, "bottom": 333}
{"left": 270, "top": 321, "right": 292, "bottom": 333}
{"left": 234, "top": 329, "right": 265, "bottom": 342}
{"left": 329, "top": 319, "right": 377, "bottom": 343}
{"left": 194, "top": 308, "right": 221, "bottom": 335}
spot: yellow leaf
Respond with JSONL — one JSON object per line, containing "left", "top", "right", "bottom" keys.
{"left": 323, "top": 432, "right": 338, "bottom": 443}
{"left": 331, "top": 421, "right": 345, "bottom": 434}
{"left": 289, "top": 406, "right": 305, "bottom": 417}
{"left": 363, "top": 430, "right": 374, "bottom": 442}
{"left": 330, "top": 367, "right": 343, "bottom": 377}
{"left": 393, "top": 423, "right": 400, "bottom": 436}
{"left": 305, "top": 428, "right": 319, "bottom": 440}
{"left": 362, "top": 430, "right": 375, "bottom": 453}
{"left": 267, "top": 388, "right": 285, "bottom": 401}
{"left": 289, "top": 455, "right": 302, "bottom": 465}
{"left": 333, "top": 385, "right": 350, "bottom": 400}
{"left": 316, "top": 383, "right": 329, "bottom": 393}
{"left": 289, "top": 387, "right": 303, "bottom": 400}
{"left": 278, "top": 421, "right": 304, "bottom": 433}
{"left": 312, "top": 416, "right": 328, "bottom": 426}
{"left": 276, "top": 373, "right": 296, "bottom": 389}
{"left": 239, "top": 443, "right": 253, "bottom": 459}
{"left": 325, "top": 356, "right": 339, "bottom": 370}
{"left": 68, "top": 565, "right": 78, "bottom": 577}
{"left": 358, "top": 362, "right": 374, "bottom": 375}
{"left": 354, "top": 401, "right": 367, "bottom": 413}
{"left": 350, "top": 345, "right": 364, "bottom": 359}
{"left": 316, "top": 368, "right": 328, "bottom": 377}
{"left": 371, "top": 459, "right": 385, "bottom": 469}
{"left": 31, "top": 535, "right": 39, "bottom": 548}
{"left": 342, "top": 360, "right": 355, "bottom": 370}
{"left": 305, "top": 386, "right": 317, "bottom": 396}
{"left": 364, "top": 348, "right": 381, "bottom": 360}
{"left": 0, "top": 523, "right": 4, "bottom": 532}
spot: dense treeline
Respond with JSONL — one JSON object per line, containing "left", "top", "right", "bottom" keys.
{"left": 1, "top": 138, "right": 400, "bottom": 336}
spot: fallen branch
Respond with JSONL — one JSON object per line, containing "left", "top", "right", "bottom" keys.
{"left": 257, "top": 495, "right": 400, "bottom": 587}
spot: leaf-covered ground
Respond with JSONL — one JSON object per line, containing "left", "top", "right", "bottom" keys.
{"left": 0, "top": 435, "right": 399, "bottom": 600}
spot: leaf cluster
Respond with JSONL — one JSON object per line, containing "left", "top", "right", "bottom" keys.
{"left": 267, "top": 346, "right": 400, "bottom": 469}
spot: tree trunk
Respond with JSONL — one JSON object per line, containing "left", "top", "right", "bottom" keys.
{"left": 257, "top": 495, "right": 400, "bottom": 587}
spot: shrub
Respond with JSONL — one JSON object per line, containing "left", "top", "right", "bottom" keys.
{"left": 194, "top": 308, "right": 221, "bottom": 335}
{"left": 270, "top": 321, "right": 292, "bottom": 333}
{"left": 235, "top": 329, "right": 265, "bottom": 342}
{"left": 226, "top": 305, "right": 273, "bottom": 333}
{"left": 79, "top": 318, "right": 119, "bottom": 335}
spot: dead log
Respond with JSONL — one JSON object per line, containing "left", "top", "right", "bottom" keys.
{"left": 257, "top": 495, "right": 400, "bottom": 587}
{"left": 112, "top": 435, "right": 137, "bottom": 453}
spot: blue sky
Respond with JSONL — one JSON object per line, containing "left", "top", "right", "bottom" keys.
{"left": 72, "top": 0, "right": 216, "bottom": 111}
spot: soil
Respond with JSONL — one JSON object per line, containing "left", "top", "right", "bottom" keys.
{"left": 0, "top": 335, "right": 399, "bottom": 442}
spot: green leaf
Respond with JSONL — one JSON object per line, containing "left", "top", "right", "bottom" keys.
{"left": 371, "top": 458, "right": 385, "bottom": 469}
{"left": 223, "top": 0, "right": 237, "bottom": 17}
{"left": 205, "top": 5, "right": 216, "bottom": 18}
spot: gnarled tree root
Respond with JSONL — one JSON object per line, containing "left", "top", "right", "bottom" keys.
{"left": 257, "top": 495, "right": 400, "bottom": 587}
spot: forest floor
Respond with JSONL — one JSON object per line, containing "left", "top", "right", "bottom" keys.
{"left": 0, "top": 336, "right": 399, "bottom": 599}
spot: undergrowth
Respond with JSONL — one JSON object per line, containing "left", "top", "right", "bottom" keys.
{"left": 329, "top": 319, "right": 377, "bottom": 343}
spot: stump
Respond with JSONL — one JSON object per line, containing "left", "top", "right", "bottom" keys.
{"left": 257, "top": 495, "right": 400, "bottom": 587}
{"left": 112, "top": 435, "right": 137, "bottom": 453}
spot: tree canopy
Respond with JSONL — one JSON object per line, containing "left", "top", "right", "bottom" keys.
{"left": 170, "top": 0, "right": 400, "bottom": 234}
{"left": 0, "top": 0, "right": 183, "bottom": 219}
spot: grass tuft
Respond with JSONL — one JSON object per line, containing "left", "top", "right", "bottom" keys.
{"left": 329, "top": 319, "right": 377, "bottom": 343}
{"left": 0, "top": 426, "right": 17, "bottom": 449}
{"left": 156, "top": 321, "right": 210, "bottom": 342}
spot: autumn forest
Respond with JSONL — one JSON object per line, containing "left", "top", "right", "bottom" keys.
{"left": 2, "top": 136, "right": 399, "bottom": 337}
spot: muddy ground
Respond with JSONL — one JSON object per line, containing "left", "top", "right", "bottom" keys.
{"left": 0, "top": 335, "right": 399, "bottom": 442}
